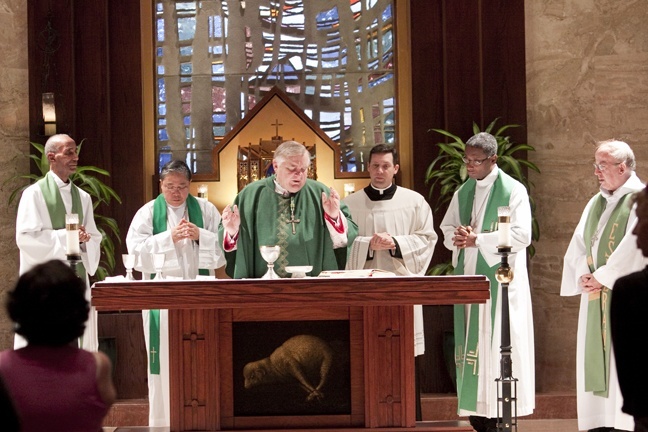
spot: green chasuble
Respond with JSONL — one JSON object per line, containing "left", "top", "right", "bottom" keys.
{"left": 453, "top": 170, "right": 516, "bottom": 412}
{"left": 219, "top": 176, "right": 359, "bottom": 279}
{"left": 582, "top": 192, "right": 633, "bottom": 397}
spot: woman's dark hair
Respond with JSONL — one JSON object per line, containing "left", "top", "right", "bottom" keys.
{"left": 7, "top": 260, "right": 89, "bottom": 346}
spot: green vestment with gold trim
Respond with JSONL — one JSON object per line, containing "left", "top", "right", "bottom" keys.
{"left": 220, "top": 176, "right": 358, "bottom": 278}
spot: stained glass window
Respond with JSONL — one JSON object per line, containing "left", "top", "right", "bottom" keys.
{"left": 155, "top": 0, "right": 396, "bottom": 175}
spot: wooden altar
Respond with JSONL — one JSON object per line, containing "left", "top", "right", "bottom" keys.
{"left": 92, "top": 275, "right": 489, "bottom": 432}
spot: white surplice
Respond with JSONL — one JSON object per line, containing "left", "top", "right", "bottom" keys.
{"left": 439, "top": 166, "right": 535, "bottom": 418}
{"left": 126, "top": 197, "right": 226, "bottom": 427}
{"left": 343, "top": 186, "right": 437, "bottom": 356}
{"left": 15, "top": 171, "right": 102, "bottom": 351}
{"left": 561, "top": 172, "right": 644, "bottom": 432}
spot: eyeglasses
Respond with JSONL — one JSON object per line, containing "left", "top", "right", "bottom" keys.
{"left": 593, "top": 162, "right": 621, "bottom": 171}
{"left": 462, "top": 156, "right": 491, "bottom": 166}
{"left": 162, "top": 184, "right": 189, "bottom": 193}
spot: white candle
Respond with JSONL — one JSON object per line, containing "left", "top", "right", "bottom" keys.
{"left": 498, "top": 206, "right": 511, "bottom": 247}
{"left": 66, "top": 213, "right": 81, "bottom": 256}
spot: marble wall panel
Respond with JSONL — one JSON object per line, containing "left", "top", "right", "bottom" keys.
{"left": 526, "top": 0, "right": 648, "bottom": 393}
{"left": 0, "top": 0, "right": 28, "bottom": 350}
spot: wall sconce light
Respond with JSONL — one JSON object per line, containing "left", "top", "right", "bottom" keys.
{"left": 197, "top": 184, "right": 209, "bottom": 199}
{"left": 344, "top": 183, "right": 355, "bottom": 197}
{"left": 42, "top": 92, "right": 57, "bottom": 136}
{"left": 240, "top": 0, "right": 246, "bottom": 10}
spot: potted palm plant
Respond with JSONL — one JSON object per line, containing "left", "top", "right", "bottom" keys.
{"left": 425, "top": 118, "right": 540, "bottom": 274}
{"left": 4, "top": 140, "right": 122, "bottom": 281}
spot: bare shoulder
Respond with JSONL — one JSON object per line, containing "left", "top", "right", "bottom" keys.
{"left": 93, "top": 351, "right": 117, "bottom": 406}
{"left": 93, "top": 350, "right": 112, "bottom": 370}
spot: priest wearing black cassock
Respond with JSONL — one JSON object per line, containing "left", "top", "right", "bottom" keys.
{"left": 343, "top": 144, "right": 437, "bottom": 356}
{"left": 343, "top": 144, "right": 437, "bottom": 420}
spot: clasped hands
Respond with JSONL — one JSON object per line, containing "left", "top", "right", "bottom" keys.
{"left": 171, "top": 218, "right": 199, "bottom": 243}
{"left": 579, "top": 274, "right": 603, "bottom": 293}
{"left": 452, "top": 225, "right": 477, "bottom": 249}
{"left": 370, "top": 232, "right": 396, "bottom": 251}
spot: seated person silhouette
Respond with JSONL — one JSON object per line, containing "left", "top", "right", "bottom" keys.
{"left": 0, "top": 259, "right": 116, "bottom": 432}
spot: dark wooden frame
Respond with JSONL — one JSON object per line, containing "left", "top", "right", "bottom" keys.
{"left": 220, "top": 307, "right": 363, "bottom": 429}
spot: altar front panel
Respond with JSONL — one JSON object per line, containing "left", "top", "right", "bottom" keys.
{"left": 167, "top": 305, "right": 413, "bottom": 431}
{"left": 93, "top": 276, "right": 489, "bottom": 431}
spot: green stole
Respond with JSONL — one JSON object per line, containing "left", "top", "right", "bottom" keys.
{"left": 453, "top": 170, "right": 515, "bottom": 412}
{"left": 149, "top": 194, "right": 207, "bottom": 374}
{"left": 37, "top": 171, "right": 85, "bottom": 280}
{"left": 582, "top": 192, "right": 633, "bottom": 397}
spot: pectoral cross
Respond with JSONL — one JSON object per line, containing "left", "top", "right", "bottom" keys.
{"left": 287, "top": 197, "right": 300, "bottom": 234}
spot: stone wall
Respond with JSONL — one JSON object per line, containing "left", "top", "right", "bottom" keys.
{"left": 525, "top": 0, "right": 648, "bottom": 392}
{"left": 0, "top": 0, "right": 28, "bottom": 350}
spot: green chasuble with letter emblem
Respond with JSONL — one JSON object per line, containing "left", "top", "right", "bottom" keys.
{"left": 219, "top": 176, "right": 359, "bottom": 278}
{"left": 582, "top": 192, "right": 633, "bottom": 397}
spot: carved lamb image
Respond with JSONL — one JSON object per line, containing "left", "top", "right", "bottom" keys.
{"left": 243, "top": 334, "right": 334, "bottom": 402}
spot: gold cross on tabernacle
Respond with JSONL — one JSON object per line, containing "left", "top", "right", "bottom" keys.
{"left": 150, "top": 347, "right": 157, "bottom": 364}
{"left": 271, "top": 119, "right": 283, "bottom": 137}
{"left": 287, "top": 197, "right": 300, "bottom": 234}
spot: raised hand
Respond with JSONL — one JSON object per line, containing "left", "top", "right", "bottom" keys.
{"left": 321, "top": 187, "right": 340, "bottom": 220}
{"left": 222, "top": 204, "right": 241, "bottom": 237}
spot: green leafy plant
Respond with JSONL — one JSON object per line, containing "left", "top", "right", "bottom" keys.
{"left": 4, "top": 140, "right": 122, "bottom": 281}
{"left": 425, "top": 118, "right": 540, "bottom": 274}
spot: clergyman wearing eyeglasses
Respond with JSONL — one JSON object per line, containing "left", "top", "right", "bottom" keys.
{"left": 439, "top": 132, "right": 536, "bottom": 432}
{"left": 561, "top": 139, "right": 644, "bottom": 432}
{"left": 125, "top": 159, "right": 226, "bottom": 427}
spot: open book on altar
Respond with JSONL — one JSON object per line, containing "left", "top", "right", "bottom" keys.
{"left": 317, "top": 269, "right": 396, "bottom": 278}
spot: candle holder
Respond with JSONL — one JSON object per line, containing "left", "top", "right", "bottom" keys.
{"left": 65, "top": 213, "right": 83, "bottom": 278}
{"left": 495, "top": 246, "right": 517, "bottom": 432}
{"left": 67, "top": 253, "right": 83, "bottom": 278}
